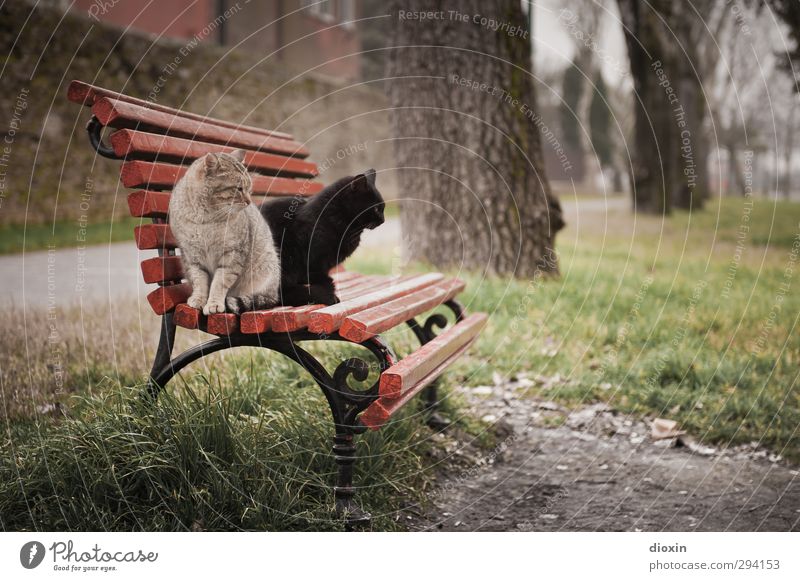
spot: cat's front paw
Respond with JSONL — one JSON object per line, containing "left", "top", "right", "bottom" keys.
{"left": 203, "top": 298, "right": 225, "bottom": 315}
{"left": 309, "top": 286, "right": 339, "bottom": 305}
{"left": 225, "top": 296, "right": 242, "bottom": 314}
{"left": 187, "top": 294, "right": 207, "bottom": 310}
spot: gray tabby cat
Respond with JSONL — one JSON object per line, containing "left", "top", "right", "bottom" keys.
{"left": 169, "top": 149, "right": 280, "bottom": 315}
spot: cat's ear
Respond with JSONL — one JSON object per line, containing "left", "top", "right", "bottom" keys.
{"left": 229, "top": 149, "right": 246, "bottom": 163}
{"left": 364, "top": 169, "right": 377, "bottom": 187}
{"left": 203, "top": 153, "right": 219, "bottom": 173}
{"left": 350, "top": 173, "right": 367, "bottom": 190}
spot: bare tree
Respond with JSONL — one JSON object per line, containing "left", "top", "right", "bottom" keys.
{"left": 617, "top": 0, "right": 679, "bottom": 214}
{"left": 708, "top": 3, "right": 787, "bottom": 196}
{"left": 669, "top": 0, "right": 730, "bottom": 208}
{"left": 385, "top": 0, "right": 564, "bottom": 277}
{"left": 559, "top": 0, "right": 608, "bottom": 193}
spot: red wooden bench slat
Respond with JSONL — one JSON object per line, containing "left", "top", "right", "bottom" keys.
{"left": 338, "top": 275, "right": 397, "bottom": 298}
{"left": 378, "top": 312, "right": 486, "bottom": 399}
{"left": 238, "top": 274, "right": 384, "bottom": 334}
{"left": 147, "top": 283, "right": 192, "bottom": 315}
{"left": 135, "top": 223, "right": 177, "bottom": 250}
{"left": 269, "top": 275, "right": 401, "bottom": 332}
{"left": 239, "top": 309, "right": 274, "bottom": 334}
{"left": 127, "top": 186, "right": 321, "bottom": 220}
{"left": 359, "top": 314, "right": 488, "bottom": 430}
{"left": 178, "top": 272, "right": 372, "bottom": 334}
{"left": 128, "top": 190, "right": 171, "bottom": 218}
{"left": 67, "top": 80, "right": 293, "bottom": 140}
{"left": 207, "top": 313, "right": 239, "bottom": 335}
{"left": 174, "top": 304, "right": 201, "bottom": 329}
{"left": 140, "top": 255, "right": 184, "bottom": 284}
{"left": 339, "top": 279, "right": 466, "bottom": 343}
{"left": 110, "top": 130, "right": 319, "bottom": 178}
{"left": 120, "top": 160, "right": 323, "bottom": 196}
{"left": 331, "top": 270, "right": 360, "bottom": 283}
{"left": 269, "top": 304, "right": 321, "bottom": 333}
{"left": 307, "top": 273, "right": 444, "bottom": 334}
{"left": 92, "top": 97, "right": 309, "bottom": 157}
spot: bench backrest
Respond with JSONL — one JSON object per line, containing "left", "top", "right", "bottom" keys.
{"left": 67, "top": 80, "right": 322, "bottom": 315}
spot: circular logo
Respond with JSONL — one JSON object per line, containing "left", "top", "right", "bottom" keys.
{"left": 20, "top": 541, "right": 46, "bottom": 569}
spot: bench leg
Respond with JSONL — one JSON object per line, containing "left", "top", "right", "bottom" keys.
{"left": 146, "top": 312, "right": 176, "bottom": 400}
{"left": 332, "top": 431, "right": 371, "bottom": 530}
{"left": 407, "top": 299, "right": 465, "bottom": 429}
{"left": 143, "top": 331, "right": 394, "bottom": 530}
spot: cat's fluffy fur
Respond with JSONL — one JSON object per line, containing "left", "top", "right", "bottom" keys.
{"left": 169, "top": 150, "right": 281, "bottom": 314}
{"left": 260, "top": 169, "right": 385, "bottom": 306}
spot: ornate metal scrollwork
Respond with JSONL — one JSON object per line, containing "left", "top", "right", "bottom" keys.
{"left": 148, "top": 330, "right": 395, "bottom": 433}
{"left": 86, "top": 116, "right": 120, "bottom": 159}
{"left": 145, "top": 328, "right": 396, "bottom": 528}
{"left": 406, "top": 299, "right": 465, "bottom": 345}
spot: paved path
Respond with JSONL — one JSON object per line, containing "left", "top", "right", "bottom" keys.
{"left": 0, "top": 218, "right": 403, "bottom": 309}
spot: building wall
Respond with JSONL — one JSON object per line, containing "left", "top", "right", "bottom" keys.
{"left": 70, "top": 0, "right": 361, "bottom": 81}
{"left": 223, "top": 0, "right": 361, "bottom": 81}
{"left": 71, "top": 0, "right": 215, "bottom": 41}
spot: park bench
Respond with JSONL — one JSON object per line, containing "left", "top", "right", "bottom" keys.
{"left": 66, "top": 80, "right": 487, "bottom": 527}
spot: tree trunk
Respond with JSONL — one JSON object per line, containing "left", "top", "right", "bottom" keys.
{"left": 784, "top": 99, "right": 796, "bottom": 199}
{"left": 575, "top": 49, "right": 603, "bottom": 193}
{"left": 617, "top": 0, "right": 679, "bottom": 214}
{"left": 385, "top": 0, "right": 564, "bottom": 277}
{"left": 673, "top": 39, "right": 709, "bottom": 210}
{"left": 727, "top": 143, "right": 747, "bottom": 196}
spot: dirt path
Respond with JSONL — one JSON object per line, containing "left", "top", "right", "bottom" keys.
{"left": 413, "top": 380, "right": 800, "bottom": 532}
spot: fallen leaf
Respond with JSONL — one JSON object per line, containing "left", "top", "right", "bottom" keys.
{"left": 651, "top": 418, "right": 686, "bottom": 440}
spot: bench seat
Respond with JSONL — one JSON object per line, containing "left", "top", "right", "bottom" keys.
{"left": 171, "top": 272, "right": 465, "bottom": 338}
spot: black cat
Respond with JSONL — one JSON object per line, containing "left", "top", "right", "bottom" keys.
{"left": 260, "top": 169, "right": 385, "bottom": 306}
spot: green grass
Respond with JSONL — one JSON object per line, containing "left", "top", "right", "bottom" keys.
{"left": 0, "top": 340, "right": 454, "bottom": 531}
{"left": 0, "top": 217, "right": 140, "bottom": 254}
{"left": 451, "top": 195, "right": 800, "bottom": 461}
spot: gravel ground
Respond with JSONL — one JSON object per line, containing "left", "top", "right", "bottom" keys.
{"left": 411, "top": 376, "right": 800, "bottom": 532}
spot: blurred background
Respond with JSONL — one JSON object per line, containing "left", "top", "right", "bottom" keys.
{"left": 2, "top": 0, "right": 798, "bottom": 230}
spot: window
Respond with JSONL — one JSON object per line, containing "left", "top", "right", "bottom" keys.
{"left": 338, "top": 0, "right": 355, "bottom": 28}
{"left": 302, "top": 0, "right": 335, "bottom": 22}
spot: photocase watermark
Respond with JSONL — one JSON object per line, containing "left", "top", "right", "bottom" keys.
{"left": 20, "top": 541, "right": 46, "bottom": 569}
{"left": 281, "top": 141, "right": 369, "bottom": 222}
{"left": 651, "top": 60, "right": 699, "bottom": 192}
{"left": 593, "top": 274, "right": 654, "bottom": 386}
{"left": 727, "top": 0, "right": 752, "bottom": 36}
{"left": 431, "top": 430, "right": 521, "bottom": 504}
{"left": 20, "top": 539, "right": 158, "bottom": 573}
{"left": 449, "top": 73, "right": 573, "bottom": 173}
{"left": 508, "top": 246, "right": 559, "bottom": 335}
{"left": 147, "top": 1, "right": 246, "bottom": 103}
{"left": 75, "top": 177, "right": 94, "bottom": 295}
{"left": 398, "top": 9, "right": 528, "bottom": 39}
{"left": 557, "top": 9, "right": 628, "bottom": 78}
{"left": 515, "top": 485, "right": 570, "bottom": 531}
{"left": 0, "top": 86, "right": 30, "bottom": 211}
{"left": 750, "top": 226, "right": 800, "bottom": 358}
{"left": 641, "top": 277, "right": 708, "bottom": 398}
{"left": 721, "top": 150, "right": 754, "bottom": 300}
{"left": 85, "top": 0, "right": 121, "bottom": 21}
{"left": 47, "top": 245, "right": 65, "bottom": 396}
